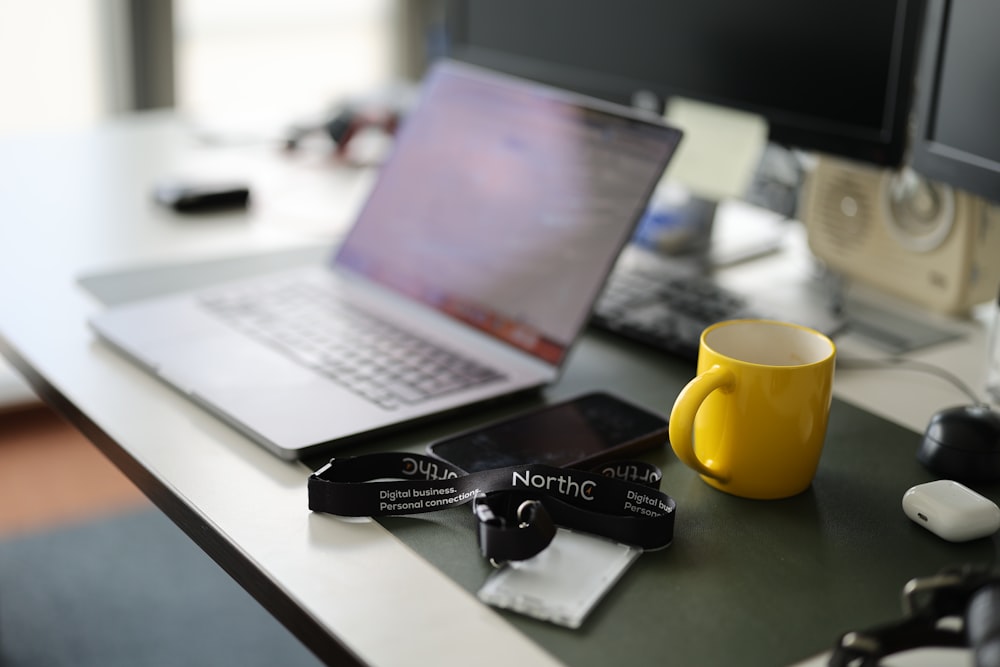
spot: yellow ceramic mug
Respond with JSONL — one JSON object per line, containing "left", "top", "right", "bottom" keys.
{"left": 669, "top": 319, "right": 836, "bottom": 499}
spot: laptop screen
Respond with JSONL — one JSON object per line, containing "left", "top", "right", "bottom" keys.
{"left": 334, "top": 61, "right": 681, "bottom": 366}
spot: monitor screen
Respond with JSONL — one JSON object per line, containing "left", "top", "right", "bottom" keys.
{"left": 908, "top": 0, "right": 1000, "bottom": 203}
{"left": 444, "top": 0, "right": 926, "bottom": 167}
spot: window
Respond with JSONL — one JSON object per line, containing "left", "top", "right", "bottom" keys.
{"left": 174, "top": 0, "right": 395, "bottom": 132}
{"left": 0, "top": 0, "right": 398, "bottom": 137}
{"left": 0, "top": 0, "right": 105, "bottom": 134}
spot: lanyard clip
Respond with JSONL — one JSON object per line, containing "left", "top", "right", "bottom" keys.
{"left": 474, "top": 492, "right": 557, "bottom": 567}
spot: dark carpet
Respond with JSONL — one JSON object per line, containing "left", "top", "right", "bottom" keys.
{"left": 0, "top": 508, "right": 324, "bottom": 667}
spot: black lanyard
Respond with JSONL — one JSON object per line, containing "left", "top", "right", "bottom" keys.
{"left": 308, "top": 453, "right": 676, "bottom": 564}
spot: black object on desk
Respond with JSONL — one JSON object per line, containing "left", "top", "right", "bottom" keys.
{"left": 830, "top": 564, "right": 1000, "bottom": 667}
{"left": 154, "top": 180, "right": 251, "bottom": 213}
{"left": 918, "top": 405, "right": 1000, "bottom": 483}
{"left": 590, "top": 265, "right": 755, "bottom": 360}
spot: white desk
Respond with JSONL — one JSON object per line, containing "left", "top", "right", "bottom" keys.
{"left": 0, "top": 114, "right": 563, "bottom": 666}
{"left": 0, "top": 113, "right": 993, "bottom": 666}
{"left": 0, "top": 357, "right": 36, "bottom": 410}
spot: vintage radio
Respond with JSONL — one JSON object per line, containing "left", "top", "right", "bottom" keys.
{"left": 801, "top": 156, "right": 1000, "bottom": 314}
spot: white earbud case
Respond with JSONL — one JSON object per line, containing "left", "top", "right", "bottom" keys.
{"left": 902, "top": 480, "right": 1000, "bottom": 542}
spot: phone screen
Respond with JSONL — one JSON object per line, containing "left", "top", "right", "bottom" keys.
{"left": 427, "top": 392, "right": 668, "bottom": 473}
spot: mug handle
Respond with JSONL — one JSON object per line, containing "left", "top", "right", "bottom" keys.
{"left": 669, "top": 365, "right": 735, "bottom": 482}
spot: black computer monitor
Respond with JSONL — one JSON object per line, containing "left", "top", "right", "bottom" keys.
{"left": 443, "top": 0, "right": 926, "bottom": 168}
{"left": 908, "top": 0, "right": 1000, "bottom": 203}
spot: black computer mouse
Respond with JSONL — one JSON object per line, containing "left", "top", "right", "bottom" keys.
{"left": 917, "top": 405, "right": 1000, "bottom": 482}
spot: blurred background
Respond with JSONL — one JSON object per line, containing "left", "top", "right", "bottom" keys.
{"left": 0, "top": 0, "right": 439, "bottom": 137}
{"left": 0, "top": 0, "right": 447, "bottom": 411}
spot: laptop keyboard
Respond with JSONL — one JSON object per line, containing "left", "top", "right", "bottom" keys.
{"left": 199, "top": 280, "right": 505, "bottom": 410}
{"left": 590, "top": 267, "right": 754, "bottom": 361}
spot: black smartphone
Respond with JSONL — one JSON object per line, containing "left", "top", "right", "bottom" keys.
{"left": 426, "top": 392, "right": 668, "bottom": 473}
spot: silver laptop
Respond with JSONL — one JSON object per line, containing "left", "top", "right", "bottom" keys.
{"left": 90, "top": 60, "right": 683, "bottom": 460}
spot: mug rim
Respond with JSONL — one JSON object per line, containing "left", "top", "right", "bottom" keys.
{"left": 701, "top": 318, "right": 836, "bottom": 368}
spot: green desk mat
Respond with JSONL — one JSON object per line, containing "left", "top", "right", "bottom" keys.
{"left": 319, "top": 330, "right": 1000, "bottom": 667}
{"left": 82, "top": 248, "right": 1000, "bottom": 666}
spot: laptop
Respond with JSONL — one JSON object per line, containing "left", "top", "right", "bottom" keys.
{"left": 90, "top": 60, "right": 683, "bottom": 460}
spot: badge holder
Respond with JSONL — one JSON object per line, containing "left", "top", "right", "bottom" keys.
{"left": 478, "top": 528, "right": 641, "bottom": 629}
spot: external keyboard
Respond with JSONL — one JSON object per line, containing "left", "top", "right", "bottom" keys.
{"left": 591, "top": 267, "right": 754, "bottom": 361}
{"left": 199, "top": 280, "right": 504, "bottom": 410}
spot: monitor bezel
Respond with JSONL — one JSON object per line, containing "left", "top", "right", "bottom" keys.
{"left": 444, "top": 0, "right": 926, "bottom": 168}
{"left": 908, "top": 0, "right": 1000, "bottom": 202}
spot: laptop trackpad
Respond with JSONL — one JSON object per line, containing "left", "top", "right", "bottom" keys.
{"left": 154, "top": 333, "right": 387, "bottom": 452}
{"left": 154, "top": 331, "right": 315, "bottom": 393}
